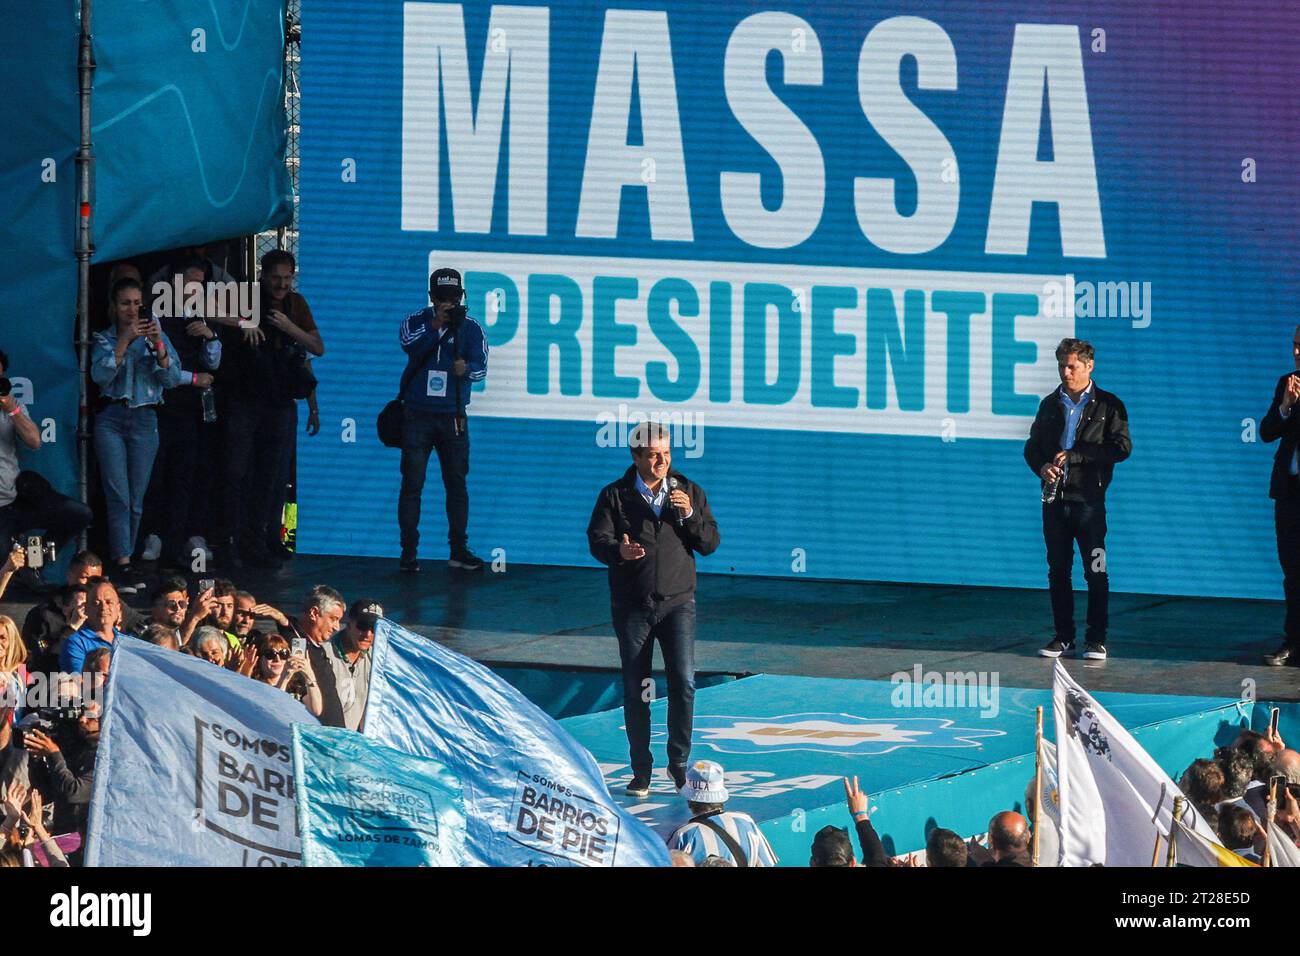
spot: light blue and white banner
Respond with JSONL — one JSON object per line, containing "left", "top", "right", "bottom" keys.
{"left": 85, "top": 638, "right": 318, "bottom": 867}
{"left": 364, "top": 619, "right": 670, "bottom": 867}
{"left": 294, "top": 723, "right": 467, "bottom": 866}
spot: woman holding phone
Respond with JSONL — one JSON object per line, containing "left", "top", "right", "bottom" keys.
{"left": 240, "top": 633, "right": 323, "bottom": 717}
{"left": 90, "top": 278, "right": 183, "bottom": 593}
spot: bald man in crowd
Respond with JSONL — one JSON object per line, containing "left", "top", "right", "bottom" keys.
{"left": 981, "top": 811, "right": 1032, "bottom": 867}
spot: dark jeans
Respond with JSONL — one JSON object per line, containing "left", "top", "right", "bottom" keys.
{"left": 613, "top": 598, "right": 696, "bottom": 775}
{"left": 218, "top": 397, "right": 296, "bottom": 545}
{"left": 398, "top": 406, "right": 469, "bottom": 553}
{"left": 1275, "top": 494, "right": 1300, "bottom": 644}
{"left": 0, "top": 482, "right": 93, "bottom": 566}
{"left": 1043, "top": 499, "right": 1109, "bottom": 645}
{"left": 141, "top": 410, "right": 214, "bottom": 558}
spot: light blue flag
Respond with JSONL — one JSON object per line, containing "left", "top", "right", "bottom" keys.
{"left": 365, "top": 619, "right": 670, "bottom": 867}
{"left": 84, "top": 637, "right": 318, "bottom": 867}
{"left": 293, "top": 724, "right": 467, "bottom": 866}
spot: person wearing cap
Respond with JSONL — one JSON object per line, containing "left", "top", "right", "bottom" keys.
{"left": 318, "top": 599, "right": 382, "bottom": 731}
{"left": 666, "top": 760, "right": 777, "bottom": 867}
{"left": 396, "top": 268, "right": 488, "bottom": 572}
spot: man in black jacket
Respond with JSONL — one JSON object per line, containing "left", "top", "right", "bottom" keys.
{"left": 1024, "top": 339, "right": 1131, "bottom": 661}
{"left": 1260, "top": 328, "right": 1300, "bottom": 665}
{"left": 587, "top": 422, "right": 719, "bottom": 797}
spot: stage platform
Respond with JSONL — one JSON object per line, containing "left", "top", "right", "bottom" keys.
{"left": 4, "top": 554, "right": 1296, "bottom": 703}
{"left": 561, "top": 673, "right": 1293, "bottom": 861}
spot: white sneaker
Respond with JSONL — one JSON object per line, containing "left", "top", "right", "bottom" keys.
{"left": 186, "top": 536, "right": 214, "bottom": 563}
{"left": 141, "top": 534, "right": 163, "bottom": 562}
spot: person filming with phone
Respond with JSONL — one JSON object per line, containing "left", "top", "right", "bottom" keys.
{"left": 90, "top": 278, "right": 183, "bottom": 595}
{"left": 394, "top": 268, "right": 488, "bottom": 573}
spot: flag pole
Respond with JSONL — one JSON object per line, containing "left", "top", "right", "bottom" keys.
{"left": 1264, "top": 778, "right": 1278, "bottom": 868}
{"left": 1032, "top": 706, "right": 1044, "bottom": 866}
{"left": 1165, "top": 797, "right": 1184, "bottom": 867}
{"left": 1150, "top": 832, "right": 1163, "bottom": 867}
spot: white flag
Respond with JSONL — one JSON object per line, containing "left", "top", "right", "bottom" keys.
{"left": 1052, "top": 661, "right": 1221, "bottom": 866}
{"left": 1267, "top": 822, "right": 1300, "bottom": 867}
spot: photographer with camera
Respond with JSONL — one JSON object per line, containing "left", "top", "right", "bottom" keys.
{"left": 395, "top": 268, "right": 488, "bottom": 572}
{"left": 0, "top": 349, "right": 94, "bottom": 594}
{"left": 91, "top": 278, "right": 184, "bottom": 594}
{"left": 22, "top": 699, "right": 100, "bottom": 855}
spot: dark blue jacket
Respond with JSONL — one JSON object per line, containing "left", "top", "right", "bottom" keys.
{"left": 398, "top": 307, "right": 488, "bottom": 412}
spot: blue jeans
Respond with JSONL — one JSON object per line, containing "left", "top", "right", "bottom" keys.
{"left": 398, "top": 406, "right": 469, "bottom": 553}
{"left": 613, "top": 598, "right": 696, "bottom": 775}
{"left": 1043, "top": 499, "right": 1109, "bottom": 645}
{"left": 94, "top": 404, "right": 159, "bottom": 562}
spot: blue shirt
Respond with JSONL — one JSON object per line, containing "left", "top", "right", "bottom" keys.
{"left": 59, "top": 627, "right": 123, "bottom": 674}
{"left": 91, "top": 328, "right": 185, "bottom": 406}
{"left": 669, "top": 811, "right": 779, "bottom": 867}
{"left": 635, "top": 472, "right": 693, "bottom": 520}
{"left": 635, "top": 473, "right": 670, "bottom": 517}
{"left": 1058, "top": 382, "right": 1093, "bottom": 451}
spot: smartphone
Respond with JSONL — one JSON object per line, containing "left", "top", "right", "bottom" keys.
{"left": 291, "top": 637, "right": 306, "bottom": 658}
{"left": 1271, "top": 774, "right": 1288, "bottom": 801}
{"left": 1270, "top": 707, "right": 1281, "bottom": 739}
{"left": 198, "top": 578, "right": 215, "bottom": 595}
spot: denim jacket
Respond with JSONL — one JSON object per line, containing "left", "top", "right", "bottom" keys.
{"left": 91, "top": 327, "right": 185, "bottom": 407}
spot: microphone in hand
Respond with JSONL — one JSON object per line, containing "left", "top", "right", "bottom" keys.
{"left": 668, "top": 477, "right": 684, "bottom": 527}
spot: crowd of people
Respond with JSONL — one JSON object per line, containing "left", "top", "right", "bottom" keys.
{"left": 0, "top": 243, "right": 321, "bottom": 608}
{"left": 0, "top": 545, "right": 380, "bottom": 865}
{"left": 663, "top": 725, "right": 1300, "bottom": 867}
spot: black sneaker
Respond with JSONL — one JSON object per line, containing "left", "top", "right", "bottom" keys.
{"left": 448, "top": 548, "right": 485, "bottom": 571}
{"left": 1038, "top": 638, "right": 1074, "bottom": 658}
{"left": 625, "top": 774, "right": 651, "bottom": 798}
{"left": 1082, "top": 642, "right": 1108, "bottom": 661}
{"left": 399, "top": 551, "right": 420, "bottom": 573}
{"left": 1265, "top": 642, "right": 1295, "bottom": 666}
{"left": 669, "top": 765, "right": 687, "bottom": 792}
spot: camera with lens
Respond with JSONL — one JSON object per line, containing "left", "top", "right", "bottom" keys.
{"left": 13, "top": 704, "right": 86, "bottom": 750}
{"left": 445, "top": 303, "right": 468, "bottom": 327}
{"left": 0, "top": 377, "right": 10, "bottom": 397}
{"left": 25, "top": 534, "right": 57, "bottom": 569}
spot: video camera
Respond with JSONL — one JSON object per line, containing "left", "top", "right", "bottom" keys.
{"left": 25, "top": 534, "right": 56, "bottom": 569}
{"left": 13, "top": 704, "right": 87, "bottom": 750}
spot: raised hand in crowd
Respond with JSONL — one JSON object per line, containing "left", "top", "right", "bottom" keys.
{"left": 844, "top": 775, "right": 869, "bottom": 821}
{"left": 0, "top": 544, "right": 26, "bottom": 600}
{"left": 236, "top": 644, "right": 259, "bottom": 678}
{"left": 252, "top": 603, "right": 289, "bottom": 627}
{"left": 1, "top": 780, "right": 25, "bottom": 833}
{"left": 181, "top": 587, "right": 217, "bottom": 645}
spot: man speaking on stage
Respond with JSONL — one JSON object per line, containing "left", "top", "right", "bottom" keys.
{"left": 587, "top": 421, "right": 719, "bottom": 798}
